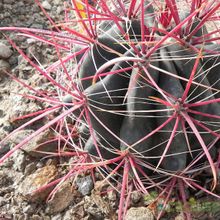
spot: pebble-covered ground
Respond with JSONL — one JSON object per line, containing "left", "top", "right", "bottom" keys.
{"left": 0, "top": 1, "right": 220, "bottom": 220}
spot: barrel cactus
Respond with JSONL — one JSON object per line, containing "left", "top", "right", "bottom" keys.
{"left": 0, "top": 0, "right": 220, "bottom": 219}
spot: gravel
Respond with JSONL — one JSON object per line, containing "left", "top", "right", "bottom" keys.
{"left": 0, "top": 1, "right": 219, "bottom": 220}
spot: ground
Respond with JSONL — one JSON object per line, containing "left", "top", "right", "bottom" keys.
{"left": 0, "top": 0, "right": 220, "bottom": 220}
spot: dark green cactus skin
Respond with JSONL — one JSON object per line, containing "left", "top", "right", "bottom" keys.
{"left": 166, "top": 43, "right": 220, "bottom": 165}
{"left": 65, "top": 7, "right": 220, "bottom": 173}
{"left": 78, "top": 21, "right": 141, "bottom": 90}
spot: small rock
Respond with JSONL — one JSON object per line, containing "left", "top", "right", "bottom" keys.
{"left": 0, "top": 109, "right": 5, "bottom": 118}
{"left": 88, "top": 210, "right": 104, "bottom": 219}
{"left": 42, "top": 1, "right": 52, "bottom": 10}
{"left": 0, "top": 171, "right": 12, "bottom": 187}
{"left": 8, "top": 55, "right": 18, "bottom": 67}
{"left": 17, "top": 54, "right": 27, "bottom": 66}
{"left": 18, "top": 165, "right": 58, "bottom": 202}
{"left": 107, "top": 188, "right": 117, "bottom": 202}
{"left": 51, "top": 213, "right": 62, "bottom": 220}
{"left": 46, "top": 181, "right": 75, "bottom": 214}
{"left": 31, "top": 215, "right": 44, "bottom": 220}
{"left": 24, "top": 162, "right": 37, "bottom": 176}
{"left": 76, "top": 176, "right": 94, "bottom": 196}
{"left": 30, "top": 23, "right": 44, "bottom": 29}
{"left": 94, "top": 180, "right": 109, "bottom": 192}
{"left": 85, "top": 200, "right": 105, "bottom": 220}
{"left": 0, "top": 59, "right": 10, "bottom": 75}
{"left": 23, "top": 129, "right": 58, "bottom": 157}
{"left": 3, "top": 0, "right": 14, "bottom": 3}
{"left": 0, "top": 186, "right": 14, "bottom": 195}
{"left": 84, "top": 193, "right": 112, "bottom": 219}
{"left": 27, "top": 38, "right": 37, "bottom": 44}
{"left": 26, "top": 44, "right": 42, "bottom": 63}
{"left": 125, "top": 207, "right": 154, "bottom": 220}
{"left": 175, "top": 212, "right": 185, "bottom": 220}
{"left": 2, "top": 129, "right": 58, "bottom": 158}
{"left": 131, "top": 191, "right": 142, "bottom": 204}
{"left": 71, "top": 201, "right": 86, "bottom": 218}
{"left": 62, "top": 210, "right": 72, "bottom": 220}
{"left": 17, "top": 214, "right": 28, "bottom": 220}
{"left": 107, "top": 188, "right": 118, "bottom": 211}
{"left": 56, "top": 6, "right": 63, "bottom": 14}
{"left": 0, "top": 43, "right": 13, "bottom": 59}
{"left": 12, "top": 150, "right": 26, "bottom": 172}
{"left": 23, "top": 204, "right": 36, "bottom": 214}
{"left": 0, "top": 196, "right": 6, "bottom": 206}
{"left": 1, "top": 121, "right": 13, "bottom": 133}
{"left": 0, "top": 130, "right": 10, "bottom": 154}
{"left": 36, "top": 161, "right": 45, "bottom": 169}
{"left": 1, "top": 130, "right": 31, "bottom": 155}
{"left": 54, "top": 0, "right": 61, "bottom": 5}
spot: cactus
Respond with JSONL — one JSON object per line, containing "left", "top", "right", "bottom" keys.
{"left": 0, "top": 0, "right": 220, "bottom": 219}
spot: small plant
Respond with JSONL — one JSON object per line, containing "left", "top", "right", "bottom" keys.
{"left": 0, "top": 0, "right": 220, "bottom": 219}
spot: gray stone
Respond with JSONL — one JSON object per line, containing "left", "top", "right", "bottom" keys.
{"left": 51, "top": 213, "right": 62, "bottom": 220}
{"left": 3, "top": 0, "right": 14, "bottom": 4}
{"left": 130, "top": 190, "right": 142, "bottom": 204}
{"left": 26, "top": 44, "right": 42, "bottom": 63}
{"left": 0, "top": 43, "right": 13, "bottom": 59}
{"left": 42, "top": 1, "right": 52, "bottom": 10}
{"left": 1, "top": 121, "right": 13, "bottom": 133}
{"left": 0, "top": 109, "right": 4, "bottom": 118}
{"left": 62, "top": 210, "right": 72, "bottom": 220}
{"left": 0, "top": 130, "right": 32, "bottom": 155}
{"left": 30, "top": 23, "right": 44, "bottom": 29}
{"left": 56, "top": 6, "right": 63, "bottom": 14}
{"left": 175, "top": 213, "right": 185, "bottom": 220}
{"left": 0, "top": 171, "right": 12, "bottom": 187}
{"left": 71, "top": 201, "right": 86, "bottom": 218}
{"left": 76, "top": 176, "right": 94, "bottom": 196}
{"left": 27, "top": 38, "right": 37, "bottom": 44}
{"left": 23, "top": 204, "right": 37, "bottom": 214}
{"left": 31, "top": 215, "right": 44, "bottom": 220}
{"left": 0, "top": 59, "right": 10, "bottom": 75}
{"left": 0, "top": 130, "right": 10, "bottom": 154}
{"left": 0, "top": 196, "right": 6, "bottom": 206}
{"left": 17, "top": 54, "right": 27, "bottom": 66}
{"left": 107, "top": 188, "right": 117, "bottom": 201}
{"left": 24, "top": 162, "right": 37, "bottom": 176}
{"left": 2, "top": 129, "right": 58, "bottom": 158}
{"left": 87, "top": 205, "right": 104, "bottom": 220}
{"left": 84, "top": 194, "right": 111, "bottom": 219}
{"left": 4, "top": 11, "right": 11, "bottom": 18}
{"left": 12, "top": 150, "right": 26, "bottom": 172}
{"left": 54, "top": 0, "right": 61, "bottom": 5}
{"left": 125, "top": 207, "right": 154, "bottom": 220}
{"left": 8, "top": 55, "right": 18, "bottom": 67}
